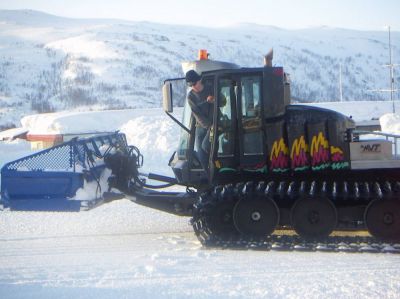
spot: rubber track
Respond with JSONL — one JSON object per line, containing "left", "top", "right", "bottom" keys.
{"left": 201, "top": 235, "right": 400, "bottom": 254}
{"left": 191, "top": 180, "right": 400, "bottom": 254}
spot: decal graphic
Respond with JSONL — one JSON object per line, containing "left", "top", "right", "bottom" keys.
{"left": 215, "top": 160, "right": 238, "bottom": 173}
{"left": 219, "top": 168, "right": 238, "bottom": 173}
{"left": 330, "top": 146, "right": 344, "bottom": 162}
{"left": 310, "top": 132, "right": 330, "bottom": 170}
{"left": 241, "top": 161, "right": 267, "bottom": 173}
{"left": 290, "top": 136, "right": 309, "bottom": 171}
{"left": 361, "top": 144, "right": 381, "bottom": 153}
{"left": 270, "top": 138, "right": 289, "bottom": 172}
{"left": 216, "top": 159, "right": 268, "bottom": 173}
{"left": 270, "top": 134, "right": 350, "bottom": 173}
{"left": 330, "top": 145, "right": 349, "bottom": 170}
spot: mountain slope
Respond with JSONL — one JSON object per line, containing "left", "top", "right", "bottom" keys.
{"left": 0, "top": 9, "right": 399, "bottom": 129}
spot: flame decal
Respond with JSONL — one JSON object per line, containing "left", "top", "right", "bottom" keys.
{"left": 330, "top": 145, "right": 349, "bottom": 169}
{"left": 269, "top": 134, "right": 348, "bottom": 172}
{"left": 330, "top": 146, "right": 344, "bottom": 162}
{"left": 270, "top": 138, "right": 289, "bottom": 170}
{"left": 290, "top": 136, "right": 309, "bottom": 168}
{"left": 310, "top": 132, "right": 330, "bottom": 166}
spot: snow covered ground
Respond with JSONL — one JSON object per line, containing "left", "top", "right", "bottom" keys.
{"left": 1, "top": 200, "right": 400, "bottom": 299}
{"left": 1, "top": 106, "right": 400, "bottom": 298}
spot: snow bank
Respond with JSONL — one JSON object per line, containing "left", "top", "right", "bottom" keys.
{"left": 0, "top": 108, "right": 181, "bottom": 191}
{"left": 19, "top": 108, "right": 181, "bottom": 175}
{"left": 120, "top": 113, "right": 180, "bottom": 176}
{"left": 3, "top": 105, "right": 400, "bottom": 181}
{"left": 21, "top": 109, "right": 139, "bottom": 134}
{"left": 380, "top": 113, "right": 400, "bottom": 134}
{"left": 3, "top": 104, "right": 400, "bottom": 176}
{"left": 17, "top": 101, "right": 397, "bottom": 136}
{"left": 73, "top": 168, "right": 112, "bottom": 201}
{"left": 0, "top": 139, "right": 34, "bottom": 170}
{"left": 0, "top": 127, "right": 28, "bottom": 140}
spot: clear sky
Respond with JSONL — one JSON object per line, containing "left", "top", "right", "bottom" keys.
{"left": 1, "top": 0, "right": 399, "bottom": 30}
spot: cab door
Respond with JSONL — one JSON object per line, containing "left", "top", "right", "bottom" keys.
{"left": 210, "top": 72, "right": 266, "bottom": 183}
{"left": 210, "top": 76, "right": 239, "bottom": 181}
{"left": 237, "top": 74, "right": 266, "bottom": 172}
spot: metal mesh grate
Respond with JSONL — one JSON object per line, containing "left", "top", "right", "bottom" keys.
{"left": 3, "top": 132, "right": 129, "bottom": 173}
{"left": 6, "top": 145, "right": 74, "bottom": 171}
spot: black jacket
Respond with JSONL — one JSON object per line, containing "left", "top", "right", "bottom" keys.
{"left": 187, "top": 87, "right": 214, "bottom": 129}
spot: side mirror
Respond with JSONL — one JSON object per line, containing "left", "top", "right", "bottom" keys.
{"left": 162, "top": 82, "right": 173, "bottom": 113}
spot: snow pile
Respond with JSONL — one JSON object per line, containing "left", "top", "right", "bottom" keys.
{"left": 120, "top": 111, "right": 180, "bottom": 176}
{"left": 2, "top": 104, "right": 400, "bottom": 176}
{"left": 18, "top": 109, "right": 148, "bottom": 135}
{"left": 19, "top": 108, "right": 181, "bottom": 176}
{"left": 0, "top": 127, "right": 28, "bottom": 140}
{"left": 73, "top": 168, "right": 112, "bottom": 201}
{"left": 1, "top": 104, "right": 400, "bottom": 178}
{"left": 0, "top": 139, "right": 34, "bottom": 171}
{"left": 16, "top": 101, "right": 400, "bottom": 145}
{"left": 380, "top": 113, "right": 400, "bottom": 134}
{"left": 21, "top": 109, "right": 142, "bottom": 134}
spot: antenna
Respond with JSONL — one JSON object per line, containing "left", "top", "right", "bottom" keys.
{"left": 339, "top": 63, "right": 343, "bottom": 102}
{"left": 367, "top": 25, "right": 399, "bottom": 113}
{"left": 387, "top": 26, "right": 399, "bottom": 111}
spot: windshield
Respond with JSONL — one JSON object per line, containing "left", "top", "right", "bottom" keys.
{"left": 177, "top": 88, "right": 192, "bottom": 158}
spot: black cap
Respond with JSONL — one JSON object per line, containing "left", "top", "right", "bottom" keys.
{"left": 185, "top": 70, "right": 201, "bottom": 86}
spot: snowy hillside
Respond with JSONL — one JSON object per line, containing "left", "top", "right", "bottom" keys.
{"left": 1, "top": 9, "right": 399, "bottom": 129}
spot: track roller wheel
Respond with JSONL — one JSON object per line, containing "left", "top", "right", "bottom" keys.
{"left": 291, "top": 198, "right": 337, "bottom": 239}
{"left": 207, "top": 200, "right": 236, "bottom": 235}
{"left": 364, "top": 199, "right": 400, "bottom": 242}
{"left": 233, "top": 198, "right": 279, "bottom": 237}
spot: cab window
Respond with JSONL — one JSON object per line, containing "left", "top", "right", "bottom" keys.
{"left": 241, "top": 76, "right": 263, "bottom": 155}
{"left": 217, "top": 79, "right": 236, "bottom": 157}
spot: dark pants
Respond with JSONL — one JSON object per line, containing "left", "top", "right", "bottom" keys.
{"left": 195, "top": 127, "right": 210, "bottom": 169}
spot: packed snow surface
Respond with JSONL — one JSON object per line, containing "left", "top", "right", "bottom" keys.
{"left": 1, "top": 107, "right": 400, "bottom": 298}
{"left": 1, "top": 200, "right": 400, "bottom": 299}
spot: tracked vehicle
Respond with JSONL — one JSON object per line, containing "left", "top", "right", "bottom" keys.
{"left": 2, "top": 50, "right": 400, "bottom": 252}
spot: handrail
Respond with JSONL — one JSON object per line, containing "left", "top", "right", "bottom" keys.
{"left": 352, "top": 130, "right": 400, "bottom": 139}
{"left": 352, "top": 130, "right": 400, "bottom": 158}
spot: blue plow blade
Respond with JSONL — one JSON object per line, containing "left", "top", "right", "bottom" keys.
{"left": 0, "top": 132, "right": 127, "bottom": 212}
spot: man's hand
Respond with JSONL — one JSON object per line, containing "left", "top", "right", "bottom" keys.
{"left": 206, "top": 95, "right": 215, "bottom": 103}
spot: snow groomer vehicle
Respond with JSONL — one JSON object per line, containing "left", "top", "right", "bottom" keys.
{"left": 2, "top": 50, "right": 400, "bottom": 252}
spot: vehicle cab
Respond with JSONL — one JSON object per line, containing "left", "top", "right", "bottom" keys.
{"left": 163, "top": 50, "right": 289, "bottom": 189}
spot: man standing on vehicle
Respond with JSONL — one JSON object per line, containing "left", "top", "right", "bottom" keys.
{"left": 185, "top": 70, "right": 214, "bottom": 170}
